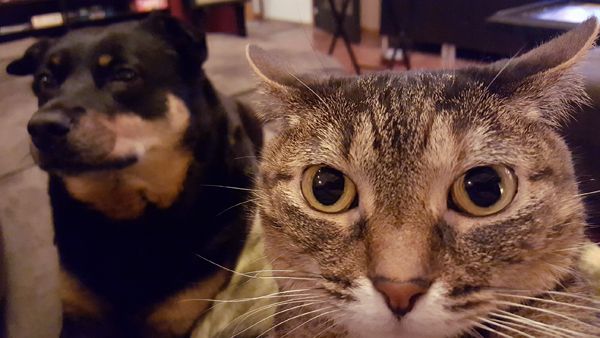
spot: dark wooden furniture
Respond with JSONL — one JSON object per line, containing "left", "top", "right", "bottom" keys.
{"left": 326, "top": 0, "right": 360, "bottom": 74}
{"left": 380, "top": 0, "right": 551, "bottom": 58}
{"left": 0, "top": 0, "right": 248, "bottom": 42}
{"left": 314, "top": 0, "right": 361, "bottom": 74}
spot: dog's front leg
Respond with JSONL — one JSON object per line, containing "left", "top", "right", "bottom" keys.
{"left": 59, "top": 270, "right": 115, "bottom": 338}
{"left": 144, "top": 270, "right": 230, "bottom": 338}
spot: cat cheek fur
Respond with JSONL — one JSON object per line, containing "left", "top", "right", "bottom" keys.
{"left": 248, "top": 18, "right": 600, "bottom": 338}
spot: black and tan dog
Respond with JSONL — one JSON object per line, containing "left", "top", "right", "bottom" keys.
{"left": 6, "top": 14, "right": 261, "bottom": 338}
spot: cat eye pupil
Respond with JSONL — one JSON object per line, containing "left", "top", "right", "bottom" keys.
{"left": 464, "top": 166, "right": 502, "bottom": 207}
{"left": 450, "top": 164, "right": 517, "bottom": 217}
{"left": 301, "top": 165, "right": 357, "bottom": 213}
{"left": 312, "top": 167, "right": 345, "bottom": 206}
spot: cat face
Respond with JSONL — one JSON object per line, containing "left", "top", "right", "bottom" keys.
{"left": 248, "top": 19, "right": 598, "bottom": 338}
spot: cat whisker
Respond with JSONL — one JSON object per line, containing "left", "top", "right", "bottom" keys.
{"left": 287, "top": 71, "right": 332, "bottom": 112}
{"left": 216, "top": 198, "right": 258, "bottom": 216}
{"left": 313, "top": 320, "right": 338, "bottom": 338}
{"left": 244, "top": 268, "right": 322, "bottom": 278}
{"left": 261, "top": 275, "right": 323, "bottom": 281}
{"left": 489, "top": 313, "right": 571, "bottom": 337}
{"left": 492, "top": 310, "right": 587, "bottom": 337}
{"left": 233, "top": 155, "right": 257, "bottom": 160}
{"left": 233, "top": 300, "right": 330, "bottom": 338}
{"left": 256, "top": 305, "right": 337, "bottom": 338}
{"left": 280, "top": 308, "right": 340, "bottom": 338}
{"left": 470, "top": 321, "right": 514, "bottom": 338}
{"left": 494, "top": 293, "right": 600, "bottom": 312}
{"left": 200, "top": 284, "right": 320, "bottom": 321}
{"left": 181, "top": 288, "right": 317, "bottom": 304}
{"left": 466, "top": 327, "right": 485, "bottom": 338}
{"left": 576, "top": 189, "right": 600, "bottom": 197}
{"left": 484, "top": 46, "right": 524, "bottom": 91}
{"left": 227, "top": 296, "right": 326, "bottom": 334}
{"left": 200, "top": 184, "right": 252, "bottom": 191}
{"left": 477, "top": 316, "right": 535, "bottom": 338}
{"left": 491, "top": 300, "right": 599, "bottom": 329}
{"left": 554, "top": 244, "right": 593, "bottom": 252}
{"left": 543, "top": 262, "right": 578, "bottom": 278}
{"left": 195, "top": 254, "right": 322, "bottom": 284}
{"left": 489, "top": 288, "right": 600, "bottom": 304}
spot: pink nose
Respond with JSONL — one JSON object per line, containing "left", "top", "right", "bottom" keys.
{"left": 373, "top": 278, "right": 430, "bottom": 317}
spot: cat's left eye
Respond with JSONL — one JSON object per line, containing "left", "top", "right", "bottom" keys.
{"left": 301, "top": 165, "right": 357, "bottom": 213}
{"left": 449, "top": 165, "right": 517, "bottom": 217}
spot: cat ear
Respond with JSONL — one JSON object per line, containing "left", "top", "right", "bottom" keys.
{"left": 483, "top": 17, "right": 599, "bottom": 127}
{"left": 246, "top": 44, "right": 298, "bottom": 91}
{"left": 246, "top": 44, "right": 309, "bottom": 124}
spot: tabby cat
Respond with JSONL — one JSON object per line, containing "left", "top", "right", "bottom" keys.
{"left": 245, "top": 18, "right": 600, "bottom": 338}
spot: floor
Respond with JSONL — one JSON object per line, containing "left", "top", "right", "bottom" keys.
{"left": 246, "top": 20, "right": 476, "bottom": 74}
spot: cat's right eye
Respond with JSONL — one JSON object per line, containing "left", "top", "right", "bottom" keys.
{"left": 449, "top": 165, "right": 517, "bottom": 217}
{"left": 301, "top": 165, "right": 357, "bottom": 213}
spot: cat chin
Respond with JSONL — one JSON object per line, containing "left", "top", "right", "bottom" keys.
{"left": 338, "top": 278, "right": 468, "bottom": 338}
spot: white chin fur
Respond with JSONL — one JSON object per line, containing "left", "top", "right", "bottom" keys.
{"left": 111, "top": 138, "right": 149, "bottom": 159}
{"left": 338, "top": 278, "right": 468, "bottom": 338}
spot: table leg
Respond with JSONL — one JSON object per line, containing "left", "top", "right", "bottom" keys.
{"left": 327, "top": 0, "right": 360, "bottom": 74}
{"left": 234, "top": 2, "right": 247, "bottom": 37}
{"left": 441, "top": 43, "right": 456, "bottom": 69}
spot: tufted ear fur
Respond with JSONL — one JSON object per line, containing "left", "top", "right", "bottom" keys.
{"left": 6, "top": 39, "right": 53, "bottom": 76}
{"left": 479, "top": 17, "right": 600, "bottom": 127}
{"left": 246, "top": 44, "right": 318, "bottom": 124}
{"left": 246, "top": 44, "right": 299, "bottom": 91}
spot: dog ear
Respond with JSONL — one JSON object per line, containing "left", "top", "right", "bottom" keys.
{"left": 140, "top": 12, "right": 207, "bottom": 66}
{"left": 6, "top": 39, "right": 52, "bottom": 76}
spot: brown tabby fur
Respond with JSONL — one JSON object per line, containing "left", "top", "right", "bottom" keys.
{"left": 246, "top": 18, "right": 600, "bottom": 337}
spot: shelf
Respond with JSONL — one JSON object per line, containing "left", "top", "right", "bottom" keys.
{"left": 0, "top": 9, "right": 165, "bottom": 41}
{"left": 0, "top": 0, "right": 55, "bottom": 8}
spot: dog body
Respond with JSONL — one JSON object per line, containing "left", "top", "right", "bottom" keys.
{"left": 7, "top": 15, "right": 260, "bottom": 338}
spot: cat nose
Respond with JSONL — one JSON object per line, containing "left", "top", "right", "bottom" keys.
{"left": 373, "top": 278, "right": 430, "bottom": 317}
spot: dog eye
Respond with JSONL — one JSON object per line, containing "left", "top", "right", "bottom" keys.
{"left": 111, "top": 68, "right": 138, "bottom": 82}
{"left": 38, "top": 73, "right": 57, "bottom": 90}
{"left": 301, "top": 165, "right": 357, "bottom": 213}
{"left": 449, "top": 165, "right": 517, "bottom": 216}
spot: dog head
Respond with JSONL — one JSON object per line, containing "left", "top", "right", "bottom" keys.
{"left": 7, "top": 14, "right": 207, "bottom": 175}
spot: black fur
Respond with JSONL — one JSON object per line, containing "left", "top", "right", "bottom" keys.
{"left": 7, "top": 13, "right": 260, "bottom": 338}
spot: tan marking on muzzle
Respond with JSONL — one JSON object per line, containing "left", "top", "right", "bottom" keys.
{"left": 63, "top": 94, "right": 193, "bottom": 219}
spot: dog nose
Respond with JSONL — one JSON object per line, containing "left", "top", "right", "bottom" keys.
{"left": 28, "top": 110, "right": 72, "bottom": 150}
{"left": 373, "top": 278, "right": 430, "bottom": 317}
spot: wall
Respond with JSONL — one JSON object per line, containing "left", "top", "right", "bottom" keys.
{"left": 252, "top": 0, "right": 381, "bottom": 31}
{"left": 360, "top": 0, "right": 381, "bottom": 32}
{"left": 260, "top": 0, "right": 313, "bottom": 24}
